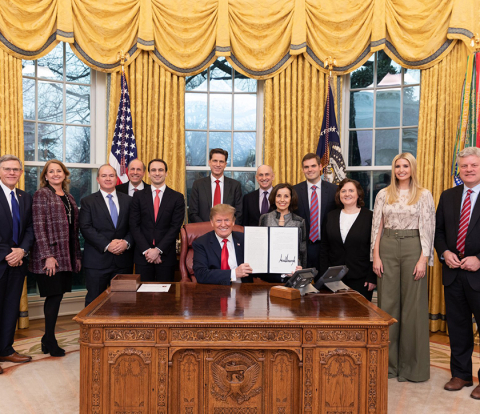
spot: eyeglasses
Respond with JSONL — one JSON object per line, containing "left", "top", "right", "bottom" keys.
{"left": 1, "top": 167, "right": 22, "bottom": 173}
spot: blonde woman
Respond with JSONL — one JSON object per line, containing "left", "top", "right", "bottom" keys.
{"left": 371, "top": 153, "right": 435, "bottom": 382}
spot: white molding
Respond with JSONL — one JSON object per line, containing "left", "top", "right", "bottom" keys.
{"left": 28, "top": 292, "right": 86, "bottom": 320}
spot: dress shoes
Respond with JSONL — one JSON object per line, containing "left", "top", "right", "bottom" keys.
{"left": 41, "top": 336, "right": 65, "bottom": 357}
{"left": 471, "top": 384, "right": 480, "bottom": 400}
{"left": 0, "top": 352, "right": 32, "bottom": 364}
{"left": 444, "top": 377, "right": 473, "bottom": 391}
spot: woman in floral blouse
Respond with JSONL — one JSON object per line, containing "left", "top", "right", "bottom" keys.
{"left": 371, "top": 152, "right": 435, "bottom": 383}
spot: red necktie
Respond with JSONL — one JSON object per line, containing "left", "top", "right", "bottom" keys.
{"left": 456, "top": 189, "right": 472, "bottom": 255}
{"left": 154, "top": 189, "right": 161, "bottom": 221}
{"left": 214, "top": 180, "right": 221, "bottom": 206}
{"left": 133, "top": 188, "right": 138, "bottom": 192}
{"left": 309, "top": 185, "right": 319, "bottom": 242}
{"left": 221, "top": 239, "right": 230, "bottom": 270}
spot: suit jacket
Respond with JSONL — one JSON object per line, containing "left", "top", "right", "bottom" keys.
{"left": 435, "top": 185, "right": 480, "bottom": 291}
{"left": 293, "top": 180, "right": 337, "bottom": 237}
{"left": 192, "top": 230, "right": 253, "bottom": 285}
{"left": 129, "top": 186, "right": 185, "bottom": 266}
{"left": 188, "top": 176, "right": 243, "bottom": 223}
{"left": 319, "top": 207, "right": 376, "bottom": 283}
{"left": 79, "top": 191, "right": 134, "bottom": 270}
{"left": 242, "top": 189, "right": 264, "bottom": 226}
{"left": 29, "top": 186, "right": 81, "bottom": 274}
{"left": 0, "top": 187, "right": 34, "bottom": 278}
{"left": 116, "top": 180, "right": 151, "bottom": 196}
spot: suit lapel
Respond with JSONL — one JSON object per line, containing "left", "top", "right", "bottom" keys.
{"left": 299, "top": 182, "right": 310, "bottom": 227}
{"left": 116, "top": 193, "right": 127, "bottom": 229}
{"left": 155, "top": 186, "right": 170, "bottom": 224}
{"left": 17, "top": 190, "right": 26, "bottom": 236}
{"left": 145, "top": 188, "right": 155, "bottom": 223}
{"left": 209, "top": 232, "right": 222, "bottom": 263}
{"left": 232, "top": 232, "right": 244, "bottom": 264}
{"left": 320, "top": 181, "right": 330, "bottom": 224}
{"left": 254, "top": 189, "right": 261, "bottom": 215}
{"left": 223, "top": 177, "right": 231, "bottom": 205}
{"left": 0, "top": 189, "right": 13, "bottom": 231}
{"left": 452, "top": 185, "right": 464, "bottom": 233}
{"left": 206, "top": 177, "right": 213, "bottom": 209}
{"left": 96, "top": 191, "right": 115, "bottom": 228}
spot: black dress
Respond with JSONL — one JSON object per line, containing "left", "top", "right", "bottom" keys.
{"left": 35, "top": 195, "right": 74, "bottom": 297}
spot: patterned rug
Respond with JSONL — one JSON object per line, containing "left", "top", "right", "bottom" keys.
{"left": 430, "top": 341, "right": 480, "bottom": 380}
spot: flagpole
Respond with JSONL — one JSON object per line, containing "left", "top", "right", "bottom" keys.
{"left": 117, "top": 51, "right": 129, "bottom": 177}
{"left": 324, "top": 56, "right": 336, "bottom": 179}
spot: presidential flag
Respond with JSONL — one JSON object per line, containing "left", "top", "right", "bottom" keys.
{"left": 316, "top": 83, "right": 346, "bottom": 184}
{"left": 109, "top": 69, "right": 137, "bottom": 184}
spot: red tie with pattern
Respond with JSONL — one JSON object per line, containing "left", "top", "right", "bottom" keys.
{"left": 309, "top": 185, "right": 319, "bottom": 242}
{"left": 221, "top": 239, "right": 230, "bottom": 270}
{"left": 456, "top": 189, "right": 473, "bottom": 256}
{"left": 214, "top": 180, "right": 221, "bottom": 206}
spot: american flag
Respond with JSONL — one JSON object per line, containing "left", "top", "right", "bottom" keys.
{"left": 109, "top": 70, "right": 137, "bottom": 184}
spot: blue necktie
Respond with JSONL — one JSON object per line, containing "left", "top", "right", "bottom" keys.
{"left": 107, "top": 194, "right": 118, "bottom": 227}
{"left": 11, "top": 191, "right": 20, "bottom": 245}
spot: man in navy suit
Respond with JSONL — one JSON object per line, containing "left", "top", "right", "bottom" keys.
{"left": 0, "top": 155, "right": 35, "bottom": 372}
{"left": 79, "top": 165, "right": 134, "bottom": 306}
{"left": 188, "top": 148, "right": 243, "bottom": 223}
{"left": 193, "top": 204, "right": 253, "bottom": 285}
{"left": 435, "top": 146, "right": 480, "bottom": 399}
{"left": 242, "top": 165, "right": 275, "bottom": 226}
{"left": 130, "top": 159, "right": 185, "bottom": 282}
{"left": 116, "top": 158, "right": 151, "bottom": 196}
{"left": 293, "top": 153, "right": 337, "bottom": 273}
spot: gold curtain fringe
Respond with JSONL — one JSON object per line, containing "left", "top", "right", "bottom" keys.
{"left": 0, "top": 0, "right": 478, "bottom": 76}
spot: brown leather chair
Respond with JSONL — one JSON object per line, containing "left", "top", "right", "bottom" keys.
{"left": 179, "top": 222, "right": 244, "bottom": 282}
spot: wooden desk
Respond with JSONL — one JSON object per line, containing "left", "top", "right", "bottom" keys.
{"left": 74, "top": 283, "right": 395, "bottom": 414}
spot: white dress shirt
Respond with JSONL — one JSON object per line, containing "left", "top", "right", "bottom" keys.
{"left": 307, "top": 179, "right": 322, "bottom": 238}
{"left": 258, "top": 187, "right": 273, "bottom": 212}
{"left": 151, "top": 184, "right": 166, "bottom": 206}
{"left": 100, "top": 189, "right": 120, "bottom": 215}
{"left": 460, "top": 182, "right": 480, "bottom": 221}
{"left": 0, "top": 181, "right": 18, "bottom": 214}
{"left": 128, "top": 181, "right": 144, "bottom": 197}
{"left": 215, "top": 232, "right": 240, "bottom": 283}
{"left": 211, "top": 175, "right": 224, "bottom": 205}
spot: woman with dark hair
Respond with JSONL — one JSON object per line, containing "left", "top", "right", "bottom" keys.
{"left": 258, "top": 183, "right": 306, "bottom": 281}
{"left": 319, "top": 178, "right": 376, "bottom": 300}
{"left": 29, "top": 160, "right": 81, "bottom": 357}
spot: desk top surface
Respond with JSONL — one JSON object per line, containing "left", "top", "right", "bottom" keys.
{"left": 75, "top": 283, "right": 394, "bottom": 327}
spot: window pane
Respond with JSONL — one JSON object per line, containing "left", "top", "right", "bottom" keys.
{"left": 66, "top": 84, "right": 90, "bottom": 124}
{"left": 186, "top": 170, "right": 208, "bottom": 206}
{"left": 185, "top": 93, "right": 207, "bottom": 129}
{"left": 38, "top": 81, "right": 64, "bottom": 123}
{"left": 234, "top": 94, "right": 256, "bottom": 130}
{"left": 349, "top": 130, "right": 372, "bottom": 166}
{"left": 23, "top": 78, "right": 35, "bottom": 120}
{"left": 69, "top": 168, "right": 95, "bottom": 206}
{"left": 66, "top": 126, "right": 90, "bottom": 163}
{"left": 404, "top": 68, "right": 420, "bottom": 85}
{"left": 24, "top": 166, "right": 38, "bottom": 197}
{"left": 347, "top": 171, "right": 371, "bottom": 209}
{"left": 210, "top": 58, "right": 232, "bottom": 92}
{"left": 234, "top": 70, "right": 257, "bottom": 92}
{"left": 209, "top": 132, "right": 231, "bottom": 157}
{"left": 185, "top": 71, "right": 208, "bottom": 91}
{"left": 22, "top": 60, "right": 35, "bottom": 77}
{"left": 38, "top": 123, "right": 63, "bottom": 161}
{"left": 233, "top": 132, "right": 256, "bottom": 167}
{"left": 209, "top": 94, "right": 232, "bottom": 129}
{"left": 350, "top": 55, "right": 374, "bottom": 89}
{"left": 375, "top": 129, "right": 399, "bottom": 166}
{"left": 375, "top": 89, "right": 400, "bottom": 127}
{"left": 350, "top": 91, "right": 373, "bottom": 128}
{"left": 24, "top": 121, "right": 35, "bottom": 161}
{"left": 37, "top": 43, "right": 63, "bottom": 81}
{"left": 186, "top": 131, "right": 207, "bottom": 166}
{"left": 232, "top": 171, "right": 256, "bottom": 195}
{"left": 66, "top": 43, "right": 90, "bottom": 84}
{"left": 373, "top": 171, "right": 391, "bottom": 205}
{"left": 376, "top": 50, "right": 401, "bottom": 86}
{"left": 402, "top": 128, "right": 418, "bottom": 157}
{"left": 403, "top": 86, "right": 420, "bottom": 126}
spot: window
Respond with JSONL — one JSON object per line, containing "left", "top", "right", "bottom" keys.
{"left": 344, "top": 51, "right": 421, "bottom": 208}
{"left": 22, "top": 42, "right": 105, "bottom": 294}
{"left": 185, "top": 58, "right": 263, "bottom": 205}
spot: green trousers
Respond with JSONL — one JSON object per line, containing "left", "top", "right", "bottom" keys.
{"left": 377, "top": 229, "right": 430, "bottom": 382}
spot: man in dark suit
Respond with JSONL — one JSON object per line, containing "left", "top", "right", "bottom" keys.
{"left": 435, "top": 146, "right": 480, "bottom": 399}
{"left": 116, "top": 158, "right": 151, "bottom": 196}
{"left": 130, "top": 158, "right": 185, "bottom": 282}
{"left": 293, "top": 153, "right": 337, "bottom": 273}
{"left": 193, "top": 204, "right": 253, "bottom": 285}
{"left": 0, "top": 155, "right": 35, "bottom": 372}
{"left": 188, "top": 148, "right": 243, "bottom": 223}
{"left": 79, "top": 164, "right": 134, "bottom": 306}
{"left": 242, "top": 165, "right": 275, "bottom": 226}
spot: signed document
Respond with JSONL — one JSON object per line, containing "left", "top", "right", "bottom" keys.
{"left": 244, "top": 226, "right": 298, "bottom": 274}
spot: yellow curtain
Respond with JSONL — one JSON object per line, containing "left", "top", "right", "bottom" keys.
{"left": 0, "top": 0, "right": 478, "bottom": 76}
{"left": 107, "top": 51, "right": 186, "bottom": 194}
{"left": 264, "top": 55, "right": 341, "bottom": 184}
{"left": 0, "top": 48, "right": 29, "bottom": 329}
{"left": 416, "top": 41, "right": 469, "bottom": 332}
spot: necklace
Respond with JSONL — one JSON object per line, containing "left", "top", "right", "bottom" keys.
{"left": 60, "top": 194, "right": 73, "bottom": 224}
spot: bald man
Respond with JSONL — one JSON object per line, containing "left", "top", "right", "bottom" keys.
{"left": 116, "top": 158, "right": 151, "bottom": 196}
{"left": 242, "top": 165, "right": 275, "bottom": 226}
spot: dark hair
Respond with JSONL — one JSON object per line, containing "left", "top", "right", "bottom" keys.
{"left": 40, "top": 159, "right": 71, "bottom": 192}
{"left": 335, "top": 178, "right": 365, "bottom": 208}
{"left": 269, "top": 183, "right": 299, "bottom": 212}
{"left": 148, "top": 158, "right": 168, "bottom": 172}
{"left": 209, "top": 148, "right": 228, "bottom": 162}
{"left": 302, "top": 153, "right": 321, "bottom": 166}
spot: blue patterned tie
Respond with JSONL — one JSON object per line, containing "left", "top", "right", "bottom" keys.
{"left": 107, "top": 194, "right": 118, "bottom": 227}
{"left": 11, "top": 191, "right": 20, "bottom": 245}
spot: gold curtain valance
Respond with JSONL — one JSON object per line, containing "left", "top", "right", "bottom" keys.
{"left": 0, "top": 0, "right": 478, "bottom": 77}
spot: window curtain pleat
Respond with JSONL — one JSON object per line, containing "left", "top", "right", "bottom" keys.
{"left": 107, "top": 51, "right": 186, "bottom": 195}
